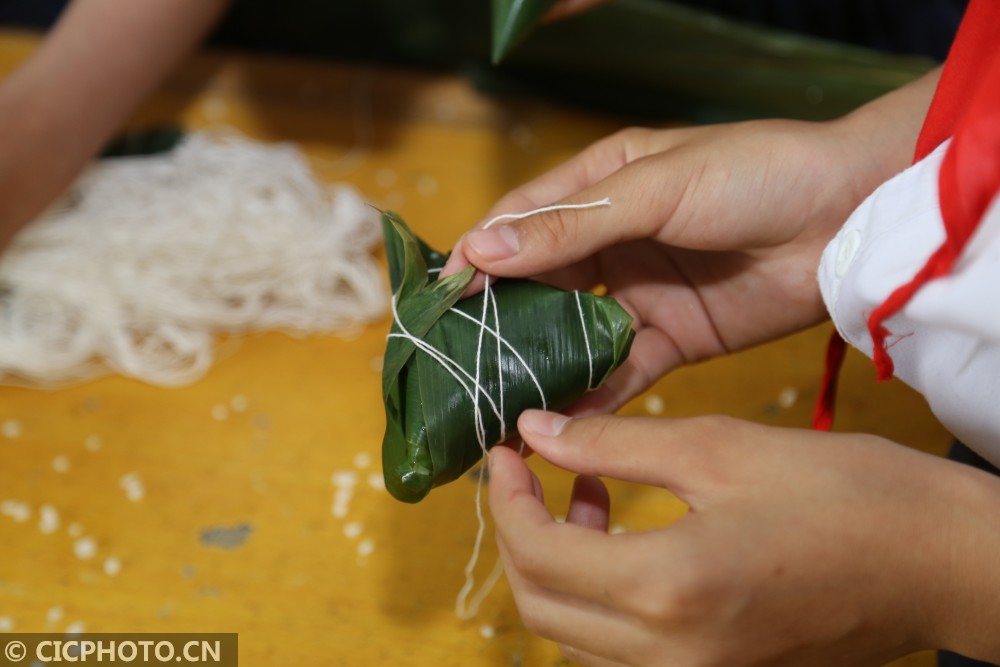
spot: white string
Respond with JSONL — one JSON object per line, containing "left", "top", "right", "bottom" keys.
{"left": 472, "top": 276, "right": 493, "bottom": 453}
{"left": 454, "top": 463, "right": 504, "bottom": 621}
{"left": 457, "top": 273, "right": 504, "bottom": 619}
{"left": 388, "top": 297, "right": 504, "bottom": 428}
{"left": 394, "top": 276, "right": 510, "bottom": 620}
{"left": 482, "top": 197, "right": 611, "bottom": 229}
{"left": 575, "top": 290, "right": 594, "bottom": 390}
{"left": 447, "top": 308, "right": 546, "bottom": 410}
{"left": 491, "top": 283, "right": 506, "bottom": 441}
{"left": 391, "top": 198, "right": 610, "bottom": 620}
{"left": 458, "top": 199, "right": 610, "bottom": 620}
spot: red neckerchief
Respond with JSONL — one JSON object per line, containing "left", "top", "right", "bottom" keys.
{"left": 813, "top": 0, "right": 1000, "bottom": 430}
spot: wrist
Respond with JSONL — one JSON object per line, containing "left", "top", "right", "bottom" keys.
{"left": 921, "top": 459, "right": 1000, "bottom": 661}
{"left": 830, "top": 68, "right": 942, "bottom": 194}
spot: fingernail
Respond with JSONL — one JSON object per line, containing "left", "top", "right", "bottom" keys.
{"left": 466, "top": 225, "right": 519, "bottom": 261}
{"left": 520, "top": 410, "right": 569, "bottom": 438}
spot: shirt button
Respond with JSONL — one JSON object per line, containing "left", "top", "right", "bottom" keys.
{"left": 835, "top": 229, "right": 862, "bottom": 277}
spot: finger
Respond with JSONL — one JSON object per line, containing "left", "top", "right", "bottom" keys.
{"left": 479, "top": 128, "right": 639, "bottom": 221}
{"left": 488, "top": 445, "right": 552, "bottom": 524}
{"left": 493, "top": 436, "right": 535, "bottom": 459}
{"left": 497, "top": 539, "right": 654, "bottom": 666}
{"left": 530, "top": 467, "right": 544, "bottom": 504}
{"left": 439, "top": 236, "right": 474, "bottom": 283}
{"left": 492, "top": 444, "right": 711, "bottom": 623}
{"left": 518, "top": 410, "right": 744, "bottom": 506}
{"left": 437, "top": 142, "right": 616, "bottom": 283}
{"left": 460, "top": 155, "right": 692, "bottom": 280}
{"left": 439, "top": 127, "right": 671, "bottom": 282}
{"left": 565, "top": 475, "right": 610, "bottom": 531}
{"left": 488, "top": 445, "right": 543, "bottom": 503}
{"left": 489, "top": 446, "right": 653, "bottom": 605}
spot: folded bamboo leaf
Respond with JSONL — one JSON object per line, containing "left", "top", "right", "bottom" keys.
{"left": 381, "top": 213, "right": 634, "bottom": 503}
{"left": 491, "top": 0, "right": 557, "bottom": 64}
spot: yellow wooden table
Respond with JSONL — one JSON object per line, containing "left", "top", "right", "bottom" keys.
{"left": 0, "top": 31, "right": 949, "bottom": 666}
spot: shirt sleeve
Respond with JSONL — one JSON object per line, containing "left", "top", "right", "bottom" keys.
{"left": 818, "top": 139, "right": 1000, "bottom": 464}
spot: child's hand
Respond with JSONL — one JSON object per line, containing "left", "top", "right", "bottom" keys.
{"left": 442, "top": 120, "right": 874, "bottom": 414}
{"left": 440, "top": 71, "right": 937, "bottom": 414}
{"left": 489, "top": 410, "right": 1000, "bottom": 666}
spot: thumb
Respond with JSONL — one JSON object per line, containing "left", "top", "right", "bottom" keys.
{"left": 437, "top": 194, "right": 623, "bottom": 296}
{"left": 458, "top": 158, "right": 683, "bottom": 279}
{"left": 460, "top": 195, "right": 618, "bottom": 278}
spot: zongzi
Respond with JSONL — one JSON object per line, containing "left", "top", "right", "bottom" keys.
{"left": 380, "top": 212, "right": 634, "bottom": 503}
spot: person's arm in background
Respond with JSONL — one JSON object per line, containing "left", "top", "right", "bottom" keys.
{"left": 0, "top": 0, "right": 230, "bottom": 251}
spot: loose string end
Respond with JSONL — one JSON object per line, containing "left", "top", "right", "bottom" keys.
{"left": 454, "top": 462, "right": 505, "bottom": 621}
{"left": 482, "top": 197, "right": 612, "bottom": 229}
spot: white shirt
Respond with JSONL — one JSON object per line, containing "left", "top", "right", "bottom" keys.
{"left": 818, "top": 140, "right": 1000, "bottom": 465}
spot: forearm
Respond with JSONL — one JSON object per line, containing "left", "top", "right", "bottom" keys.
{"left": 0, "top": 0, "right": 229, "bottom": 250}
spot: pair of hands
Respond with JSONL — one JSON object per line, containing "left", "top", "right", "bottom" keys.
{"left": 439, "top": 72, "right": 1000, "bottom": 664}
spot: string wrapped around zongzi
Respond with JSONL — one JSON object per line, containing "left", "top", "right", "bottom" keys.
{"left": 381, "top": 213, "right": 634, "bottom": 503}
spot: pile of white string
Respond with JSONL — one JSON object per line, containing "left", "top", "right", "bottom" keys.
{"left": 0, "top": 130, "right": 386, "bottom": 387}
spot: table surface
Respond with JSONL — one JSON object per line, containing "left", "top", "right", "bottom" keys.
{"left": 0, "top": 30, "right": 949, "bottom": 666}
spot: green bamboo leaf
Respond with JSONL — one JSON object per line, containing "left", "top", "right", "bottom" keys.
{"left": 381, "top": 213, "right": 634, "bottom": 503}
{"left": 380, "top": 213, "right": 475, "bottom": 386}
{"left": 491, "top": 0, "right": 557, "bottom": 64}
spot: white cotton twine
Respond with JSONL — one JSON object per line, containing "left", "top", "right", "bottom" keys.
{"left": 0, "top": 131, "right": 386, "bottom": 386}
